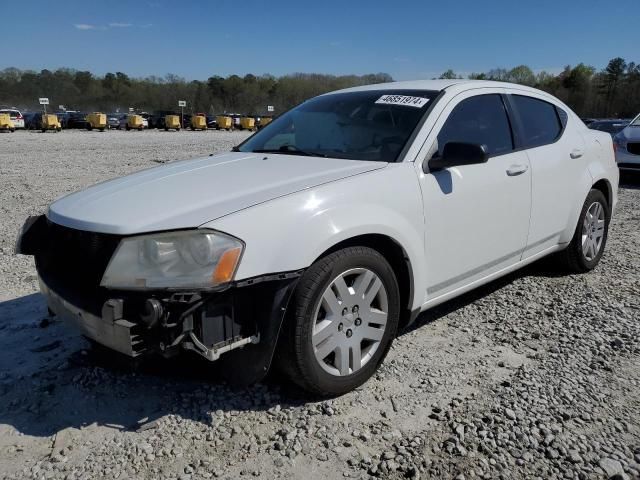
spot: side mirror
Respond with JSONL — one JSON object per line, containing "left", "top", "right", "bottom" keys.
{"left": 424, "top": 142, "right": 489, "bottom": 173}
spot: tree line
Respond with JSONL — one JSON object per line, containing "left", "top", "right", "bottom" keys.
{"left": 0, "top": 69, "right": 392, "bottom": 115}
{"left": 0, "top": 57, "right": 638, "bottom": 118}
{"left": 439, "top": 57, "right": 640, "bottom": 118}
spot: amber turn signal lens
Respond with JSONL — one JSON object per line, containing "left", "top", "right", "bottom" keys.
{"left": 212, "top": 247, "right": 242, "bottom": 284}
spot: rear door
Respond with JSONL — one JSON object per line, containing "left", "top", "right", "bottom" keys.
{"left": 417, "top": 90, "right": 532, "bottom": 301}
{"left": 506, "top": 93, "right": 585, "bottom": 257}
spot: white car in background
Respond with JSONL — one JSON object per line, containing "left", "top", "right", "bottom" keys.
{"left": 0, "top": 108, "right": 25, "bottom": 129}
{"left": 613, "top": 113, "right": 640, "bottom": 171}
{"left": 17, "top": 80, "right": 618, "bottom": 396}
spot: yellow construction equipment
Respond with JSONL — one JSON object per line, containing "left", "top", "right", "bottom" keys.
{"left": 190, "top": 115, "right": 207, "bottom": 131}
{"left": 86, "top": 112, "right": 107, "bottom": 131}
{"left": 216, "top": 115, "right": 232, "bottom": 130}
{"left": 0, "top": 113, "right": 15, "bottom": 132}
{"left": 126, "top": 114, "right": 144, "bottom": 131}
{"left": 165, "top": 115, "right": 181, "bottom": 131}
{"left": 239, "top": 117, "right": 256, "bottom": 131}
{"left": 41, "top": 114, "right": 62, "bottom": 133}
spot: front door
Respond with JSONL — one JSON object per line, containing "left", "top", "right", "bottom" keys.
{"left": 417, "top": 91, "right": 532, "bottom": 301}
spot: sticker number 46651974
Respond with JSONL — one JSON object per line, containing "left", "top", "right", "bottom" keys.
{"left": 375, "top": 95, "right": 430, "bottom": 108}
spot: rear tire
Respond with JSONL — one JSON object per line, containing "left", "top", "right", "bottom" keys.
{"left": 557, "top": 189, "right": 610, "bottom": 273}
{"left": 277, "top": 246, "right": 400, "bottom": 396}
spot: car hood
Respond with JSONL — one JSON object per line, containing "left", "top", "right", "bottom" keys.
{"left": 48, "top": 152, "right": 387, "bottom": 235}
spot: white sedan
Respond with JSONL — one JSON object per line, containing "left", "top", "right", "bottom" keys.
{"left": 17, "top": 80, "right": 618, "bottom": 395}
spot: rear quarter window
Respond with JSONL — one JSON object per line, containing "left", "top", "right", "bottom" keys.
{"left": 511, "top": 95, "right": 563, "bottom": 148}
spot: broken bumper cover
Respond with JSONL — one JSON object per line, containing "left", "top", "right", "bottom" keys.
{"left": 19, "top": 215, "right": 301, "bottom": 384}
{"left": 40, "top": 276, "right": 143, "bottom": 357}
{"left": 38, "top": 271, "right": 300, "bottom": 384}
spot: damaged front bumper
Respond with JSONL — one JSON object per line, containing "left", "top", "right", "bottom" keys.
{"left": 19, "top": 215, "right": 301, "bottom": 384}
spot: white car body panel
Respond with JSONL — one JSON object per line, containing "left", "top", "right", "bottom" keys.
{"left": 412, "top": 87, "right": 532, "bottom": 301}
{"left": 41, "top": 79, "right": 619, "bottom": 318}
{"left": 47, "top": 152, "right": 386, "bottom": 235}
{"left": 204, "top": 163, "right": 427, "bottom": 309}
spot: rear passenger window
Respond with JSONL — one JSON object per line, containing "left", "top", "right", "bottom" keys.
{"left": 511, "top": 95, "right": 562, "bottom": 148}
{"left": 437, "top": 94, "right": 514, "bottom": 157}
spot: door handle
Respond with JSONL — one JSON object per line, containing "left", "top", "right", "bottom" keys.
{"left": 506, "top": 164, "right": 529, "bottom": 176}
{"left": 570, "top": 149, "right": 583, "bottom": 159}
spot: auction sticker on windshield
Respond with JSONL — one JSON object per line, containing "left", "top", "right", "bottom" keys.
{"left": 375, "top": 95, "right": 429, "bottom": 108}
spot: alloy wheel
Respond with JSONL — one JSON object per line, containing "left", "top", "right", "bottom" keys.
{"left": 312, "top": 268, "right": 388, "bottom": 377}
{"left": 581, "top": 201, "right": 605, "bottom": 261}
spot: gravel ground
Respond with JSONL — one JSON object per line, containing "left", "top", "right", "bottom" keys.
{"left": 0, "top": 129, "right": 638, "bottom": 480}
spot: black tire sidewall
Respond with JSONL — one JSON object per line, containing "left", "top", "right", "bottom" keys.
{"left": 289, "top": 247, "right": 400, "bottom": 396}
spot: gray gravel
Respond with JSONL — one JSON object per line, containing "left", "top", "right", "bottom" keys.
{"left": 0, "top": 129, "right": 639, "bottom": 480}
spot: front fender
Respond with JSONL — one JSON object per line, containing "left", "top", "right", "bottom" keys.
{"left": 203, "top": 164, "right": 426, "bottom": 310}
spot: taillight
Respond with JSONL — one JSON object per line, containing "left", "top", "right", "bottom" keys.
{"left": 16, "top": 114, "right": 23, "bottom": 119}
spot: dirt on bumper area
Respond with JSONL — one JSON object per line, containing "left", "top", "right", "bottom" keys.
{"left": 0, "top": 130, "right": 639, "bottom": 480}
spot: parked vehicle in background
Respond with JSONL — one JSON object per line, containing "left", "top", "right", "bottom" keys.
{"left": 239, "top": 116, "right": 256, "bottom": 131}
{"left": 0, "top": 108, "right": 25, "bottom": 129}
{"left": 164, "top": 115, "right": 181, "bottom": 131}
{"left": 0, "top": 112, "right": 15, "bottom": 132}
{"left": 107, "top": 114, "right": 120, "bottom": 130}
{"left": 126, "top": 114, "right": 145, "bottom": 131}
{"left": 148, "top": 112, "right": 168, "bottom": 129}
{"left": 216, "top": 115, "right": 232, "bottom": 130}
{"left": 86, "top": 113, "right": 108, "bottom": 131}
{"left": 190, "top": 113, "right": 208, "bottom": 131}
{"left": 613, "top": 113, "right": 640, "bottom": 171}
{"left": 206, "top": 115, "right": 217, "bottom": 129}
{"left": 41, "top": 114, "right": 62, "bottom": 133}
{"left": 588, "top": 119, "right": 630, "bottom": 137}
{"left": 66, "top": 112, "right": 89, "bottom": 129}
{"left": 140, "top": 113, "right": 150, "bottom": 129}
{"left": 24, "top": 113, "right": 43, "bottom": 130}
{"left": 16, "top": 80, "right": 619, "bottom": 396}
{"left": 581, "top": 118, "right": 597, "bottom": 126}
{"left": 116, "top": 114, "right": 128, "bottom": 130}
{"left": 56, "top": 112, "right": 72, "bottom": 129}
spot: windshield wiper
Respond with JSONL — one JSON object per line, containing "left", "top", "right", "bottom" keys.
{"left": 252, "top": 145, "right": 326, "bottom": 157}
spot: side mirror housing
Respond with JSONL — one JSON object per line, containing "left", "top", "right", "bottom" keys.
{"left": 424, "top": 142, "right": 489, "bottom": 173}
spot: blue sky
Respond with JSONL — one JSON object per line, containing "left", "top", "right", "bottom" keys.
{"left": 3, "top": 0, "right": 636, "bottom": 80}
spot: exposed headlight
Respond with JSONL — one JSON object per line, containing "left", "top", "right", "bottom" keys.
{"left": 101, "top": 230, "right": 244, "bottom": 289}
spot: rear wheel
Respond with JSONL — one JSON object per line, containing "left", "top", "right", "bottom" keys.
{"left": 278, "top": 246, "right": 400, "bottom": 396}
{"left": 557, "top": 189, "right": 610, "bottom": 272}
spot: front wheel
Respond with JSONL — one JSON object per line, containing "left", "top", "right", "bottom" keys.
{"left": 277, "top": 246, "right": 400, "bottom": 396}
{"left": 557, "top": 189, "right": 610, "bottom": 272}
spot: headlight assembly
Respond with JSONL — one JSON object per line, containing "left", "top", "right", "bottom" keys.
{"left": 101, "top": 230, "right": 244, "bottom": 289}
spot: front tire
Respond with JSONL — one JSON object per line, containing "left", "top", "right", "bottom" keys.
{"left": 557, "top": 189, "right": 610, "bottom": 272}
{"left": 278, "top": 246, "right": 400, "bottom": 396}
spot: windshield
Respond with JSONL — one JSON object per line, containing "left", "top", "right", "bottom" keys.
{"left": 238, "top": 89, "right": 439, "bottom": 162}
{"left": 631, "top": 114, "right": 640, "bottom": 126}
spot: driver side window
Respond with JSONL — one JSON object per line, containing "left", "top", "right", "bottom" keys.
{"left": 436, "top": 94, "right": 514, "bottom": 157}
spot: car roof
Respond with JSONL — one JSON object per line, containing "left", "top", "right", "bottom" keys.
{"left": 328, "top": 79, "right": 549, "bottom": 97}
